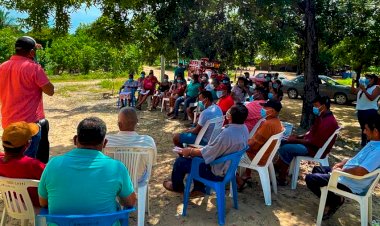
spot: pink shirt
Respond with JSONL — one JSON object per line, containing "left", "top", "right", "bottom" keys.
{"left": 244, "top": 100, "right": 266, "bottom": 132}
{"left": 0, "top": 55, "right": 50, "bottom": 128}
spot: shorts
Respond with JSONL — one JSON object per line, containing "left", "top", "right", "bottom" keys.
{"left": 179, "top": 133, "right": 207, "bottom": 146}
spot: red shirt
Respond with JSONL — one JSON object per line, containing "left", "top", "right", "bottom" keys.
{"left": 217, "top": 95, "right": 234, "bottom": 114}
{"left": 0, "top": 154, "right": 45, "bottom": 206}
{"left": 0, "top": 55, "right": 50, "bottom": 128}
{"left": 304, "top": 111, "right": 339, "bottom": 157}
{"left": 143, "top": 76, "right": 159, "bottom": 91}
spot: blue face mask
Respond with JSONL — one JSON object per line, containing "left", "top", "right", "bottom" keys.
{"left": 128, "top": 78, "right": 133, "bottom": 82}
{"left": 177, "top": 79, "right": 182, "bottom": 83}
{"left": 260, "top": 108, "right": 267, "bottom": 118}
{"left": 216, "top": 91, "right": 223, "bottom": 98}
{"left": 140, "top": 74, "right": 145, "bottom": 78}
{"left": 268, "top": 93, "right": 274, "bottom": 100}
{"left": 198, "top": 101, "right": 205, "bottom": 110}
{"left": 273, "top": 83, "right": 279, "bottom": 89}
{"left": 364, "top": 78, "right": 370, "bottom": 86}
{"left": 313, "top": 107, "right": 320, "bottom": 116}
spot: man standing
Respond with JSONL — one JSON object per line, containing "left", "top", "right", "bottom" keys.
{"left": 305, "top": 114, "right": 380, "bottom": 220}
{"left": 38, "top": 117, "right": 136, "bottom": 214}
{"left": 0, "top": 36, "right": 54, "bottom": 163}
{"left": 106, "top": 107, "right": 157, "bottom": 182}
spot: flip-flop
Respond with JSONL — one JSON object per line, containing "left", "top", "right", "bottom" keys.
{"left": 323, "top": 198, "right": 345, "bottom": 220}
{"left": 163, "top": 180, "right": 182, "bottom": 194}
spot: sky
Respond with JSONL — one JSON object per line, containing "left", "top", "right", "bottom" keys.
{"left": 3, "top": 4, "right": 101, "bottom": 33}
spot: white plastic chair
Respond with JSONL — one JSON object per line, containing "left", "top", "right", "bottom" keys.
{"left": 104, "top": 147, "right": 154, "bottom": 226}
{"left": 238, "top": 130, "right": 285, "bottom": 205}
{"left": 0, "top": 176, "right": 39, "bottom": 226}
{"left": 161, "top": 97, "right": 170, "bottom": 112}
{"left": 248, "top": 118, "right": 265, "bottom": 138}
{"left": 289, "top": 127, "right": 341, "bottom": 189}
{"left": 316, "top": 169, "right": 380, "bottom": 226}
{"left": 188, "top": 116, "right": 225, "bottom": 148}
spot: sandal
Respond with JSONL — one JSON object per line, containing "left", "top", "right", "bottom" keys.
{"left": 323, "top": 198, "right": 345, "bottom": 220}
{"left": 237, "top": 177, "right": 251, "bottom": 192}
{"left": 163, "top": 180, "right": 182, "bottom": 194}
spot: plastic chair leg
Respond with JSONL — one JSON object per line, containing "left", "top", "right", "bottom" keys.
{"left": 258, "top": 168, "right": 272, "bottom": 206}
{"left": 146, "top": 186, "right": 150, "bottom": 215}
{"left": 368, "top": 196, "right": 373, "bottom": 223}
{"left": 360, "top": 198, "right": 368, "bottom": 226}
{"left": 269, "top": 163, "right": 277, "bottom": 194}
{"left": 215, "top": 186, "right": 226, "bottom": 226}
{"left": 291, "top": 158, "right": 301, "bottom": 190}
{"left": 182, "top": 176, "right": 193, "bottom": 216}
{"left": 0, "top": 209, "right": 6, "bottom": 226}
{"left": 161, "top": 99, "right": 165, "bottom": 112}
{"left": 316, "top": 187, "right": 328, "bottom": 226}
{"left": 231, "top": 179, "right": 238, "bottom": 209}
{"left": 320, "top": 158, "right": 329, "bottom": 167}
{"left": 137, "top": 184, "right": 148, "bottom": 226}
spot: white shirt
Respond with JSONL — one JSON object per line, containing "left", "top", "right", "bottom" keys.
{"left": 105, "top": 131, "right": 157, "bottom": 180}
{"left": 356, "top": 85, "right": 379, "bottom": 110}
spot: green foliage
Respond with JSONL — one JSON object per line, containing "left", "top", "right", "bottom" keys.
{"left": 0, "top": 27, "right": 19, "bottom": 62}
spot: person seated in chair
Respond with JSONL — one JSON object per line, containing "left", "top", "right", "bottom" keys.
{"left": 216, "top": 83, "right": 234, "bottom": 115}
{"left": 106, "top": 107, "right": 157, "bottom": 183}
{"left": 173, "top": 91, "right": 223, "bottom": 147}
{"left": 305, "top": 114, "right": 380, "bottom": 220}
{"left": 38, "top": 117, "right": 136, "bottom": 214}
{"left": 119, "top": 73, "right": 139, "bottom": 107}
{"left": 237, "top": 100, "right": 283, "bottom": 191}
{"left": 136, "top": 70, "right": 160, "bottom": 110}
{"left": 244, "top": 88, "right": 268, "bottom": 132}
{"left": 163, "top": 104, "right": 249, "bottom": 196}
{"left": 275, "top": 96, "right": 339, "bottom": 186}
{"left": 0, "top": 121, "right": 45, "bottom": 207}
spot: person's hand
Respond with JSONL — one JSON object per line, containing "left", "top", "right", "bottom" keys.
{"left": 332, "top": 163, "right": 343, "bottom": 170}
{"left": 180, "top": 148, "right": 192, "bottom": 158}
{"left": 359, "top": 84, "right": 366, "bottom": 91}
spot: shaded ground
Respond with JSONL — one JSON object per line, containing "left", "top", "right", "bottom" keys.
{"left": 0, "top": 79, "right": 378, "bottom": 226}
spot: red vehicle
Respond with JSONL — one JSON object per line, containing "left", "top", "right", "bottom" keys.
{"left": 188, "top": 58, "right": 221, "bottom": 79}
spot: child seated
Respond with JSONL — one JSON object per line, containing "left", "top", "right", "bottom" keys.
{"left": 152, "top": 74, "right": 171, "bottom": 110}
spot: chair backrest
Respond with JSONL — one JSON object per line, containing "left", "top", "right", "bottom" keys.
{"left": 249, "top": 118, "right": 265, "bottom": 138}
{"left": 364, "top": 168, "right": 380, "bottom": 197}
{"left": 194, "top": 116, "right": 225, "bottom": 145}
{"left": 209, "top": 146, "right": 249, "bottom": 184}
{"left": 314, "top": 127, "right": 341, "bottom": 159}
{"left": 104, "top": 147, "right": 153, "bottom": 190}
{"left": 0, "top": 176, "right": 39, "bottom": 221}
{"left": 40, "top": 208, "right": 136, "bottom": 226}
{"left": 250, "top": 130, "right": 285, "bottom": 167}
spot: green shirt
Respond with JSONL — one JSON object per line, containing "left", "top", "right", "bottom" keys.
{"left": 38, "top": 148, "right": 134, "bottom": 214}
{"left": 186, "top": 82, "right": 201, "bottom": 98}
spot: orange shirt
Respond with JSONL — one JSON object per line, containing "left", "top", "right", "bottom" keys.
{"left": 0, "top": 55, "right": 50, "bottom": 128}
{"left": 247, "top": 117, "right": 283, "bottom": 166}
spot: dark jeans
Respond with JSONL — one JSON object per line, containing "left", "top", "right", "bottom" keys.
{"left": 305, "top": 166, "right": 352, "bottom": 208}
{"left": 174, "top": 96, "right": 197, "bottom": 118}
{"left": 357, "top": 109, "right": 378, "bottom": 147}
{"left": 37, "top": 119, "right": 50, "bottom": 163}
{"left": 171, "top": 157, "right": 224, "bottom": 193}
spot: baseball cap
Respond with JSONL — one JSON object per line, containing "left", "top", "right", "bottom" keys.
{"left": 216, "top": 83, "right": 228, "bottom": 91}
{"left": 260, "top": 100, "right": 282, "bottom": 112}
{"left": 2, "top": 122, "right": 39, "bottom": 148}
{"left": 15, "top": 36, "right": 36, "bottom": 51}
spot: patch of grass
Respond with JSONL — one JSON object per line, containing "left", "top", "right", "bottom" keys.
{"left": 49, "top": 71, "right": 128, "bottom": 83}
{"left": 98, "top": 79, "right": 125, "bottom": 91}
{"left": 336, "top": 78, "right": 352, "bottom": 86}
{"left": 56, "top": 84, "right": 90, "bottom": 97}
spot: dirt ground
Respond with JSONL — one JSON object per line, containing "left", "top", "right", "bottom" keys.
{"left": 0, "top": 76, "right": 379, "bottom": 226}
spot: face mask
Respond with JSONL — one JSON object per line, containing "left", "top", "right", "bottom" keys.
{"left": 163, "top": 79, "right": 168, "bottom": 82}
{"left": 313, "top": 107, "right": 321, "bottom": 116}
{"left": 128, "top": 78, "right": 133, "bottom": 82}
{"left": 202, "top": 77, "right": 207, "bottom": 82}
{"left": 222, "top": 80, "right": 229, "bottom": 84}
{"left": 177, "top": 79, "right": 182, "bottom": 83}
{"left": 216, "top": 91, "right": 224, "bottom": 98}
{"left": 365, "top": 78, "right": 370, "bottom": 86}
{"left": 198, "top": 100, "right": 205, "bottom": 110}
{"left": 268, "top": 93, "right": 274, "bottom": 99}
{"left": 260, "top": 108, "right": 267, "bottom": 118}
{"left": 266, "top": 77, "right": 271, "bottom": 82}
{"left": 140, "top": 74, "right": 145, "bottom": 78}
{"left": 273, "top": 84, "right": 279, "bottom": 89}
{"left": 210, "top": 84, "right": 215, "bottom": 89}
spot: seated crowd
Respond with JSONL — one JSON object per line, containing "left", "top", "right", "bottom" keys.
{"left": 1, "top": 68, "right": 380, "bottom": 225}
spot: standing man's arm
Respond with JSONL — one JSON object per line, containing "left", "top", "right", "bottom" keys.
{"left": 41, "top": 82, "right": 54, "bottom": 96}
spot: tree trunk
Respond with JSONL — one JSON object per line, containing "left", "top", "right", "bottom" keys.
{"left": 355, "top": 65, "right": 363, "bottom": 87}
{"left": 300, "top": 0, "right": 319, "bottom": 129}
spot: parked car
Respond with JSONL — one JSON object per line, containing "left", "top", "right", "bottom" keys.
{"left": 252, "top": 72, "right": 287, "bottom": 83}
{"left": 282, "top": 75, "right": 356, "bottom": 105}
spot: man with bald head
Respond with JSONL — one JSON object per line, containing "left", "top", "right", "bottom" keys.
{"left": 106, "top": 107, "right": 157, "bottom": 181}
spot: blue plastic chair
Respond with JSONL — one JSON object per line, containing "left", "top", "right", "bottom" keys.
{"left": 36, "top": 207, "right": 136, "bottom": 226}
{"left": 182, "top": 146, "right": 249, "bottom": 226}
